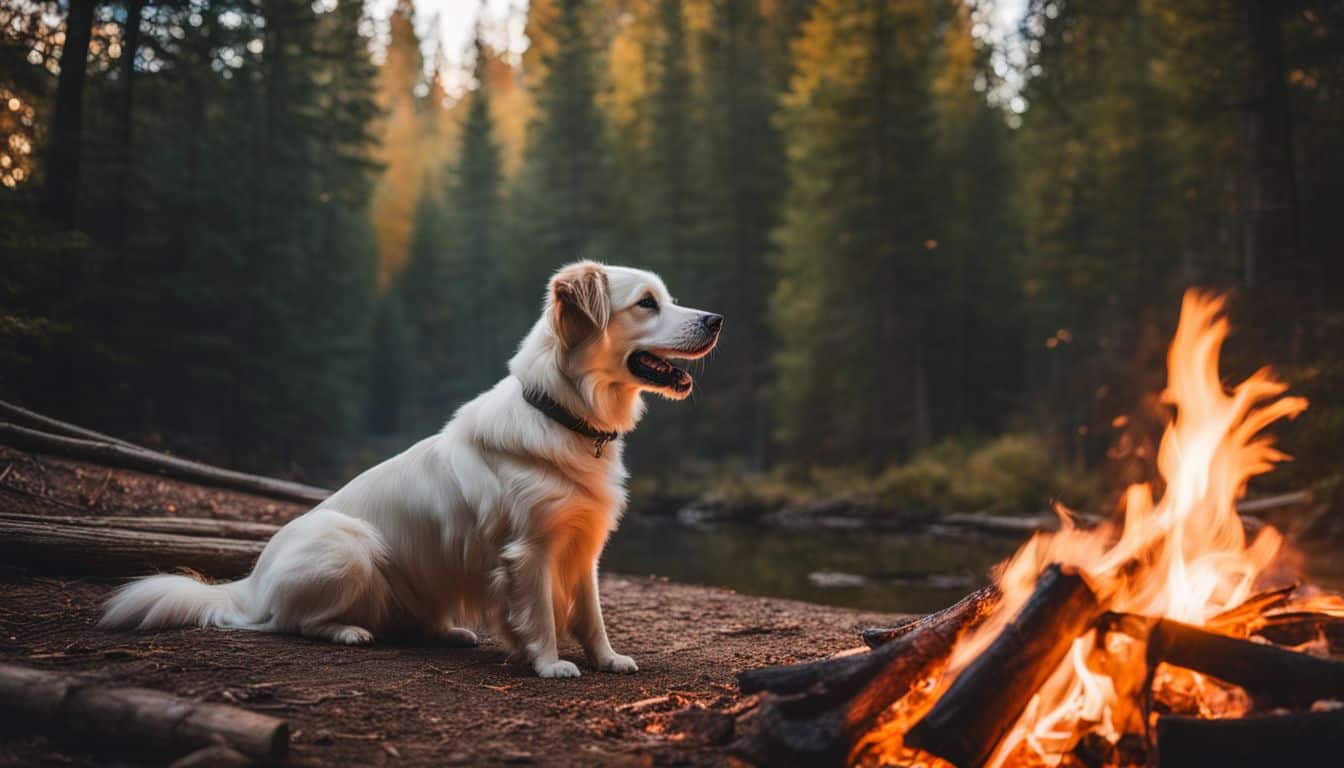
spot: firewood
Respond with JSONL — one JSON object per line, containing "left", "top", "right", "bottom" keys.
{"left": 1145, "top": 616, "right": 1344, "bottom": 707}
{"left": 0, "top": 422, "right": 329, "bottom": 505}
{"left": 0, "top": 512, "right": 280, "bottom": 541}
{"left": 1206, "top": 583, "right": 1298, "bottom": 632}
{"left": 1255, "top": 611, "right": 1344, "bottom": 650}
{"left": 905, "top": 564, "right": 1102, "bottom": 768}
{"left": 0, "top": 663, "right": 288, "bottom": 761}
{"left": 732, "top": 581, "right": 1000, "bottom": 765}
{"left": 0, "top": 517, "right": 262, "bottom": 578}
{"left": 860, "top": 584, "right": 1001, "bottom": 648}
{"left": 1155, "top": 708, "right": 1344, "bottom": 768}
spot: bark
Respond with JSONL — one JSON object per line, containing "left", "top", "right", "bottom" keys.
{"left": 0, "top": 663, "right": 288, "bottom": 761}
{"left": 45, "top": 0, "right": 97, "bottom": 225}
{"left": 0, "top": 422, "right": 330, "bottom": 505}
{"left": 0, "top": 517, "right": 263, "bottom": 578}
{"left": 906, "top": 564, "right": 1102, "bottom": 768}
{"left": 0, "top": 512, "right": 279, "bottom": 541}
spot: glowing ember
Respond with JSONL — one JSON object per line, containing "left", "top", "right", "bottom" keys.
{"left": 860, "top": 291, "right": 1319, "bottom": 766}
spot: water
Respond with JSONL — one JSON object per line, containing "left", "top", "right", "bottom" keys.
{"left": 605, "top": 518, "right": 1344, "bottom": 616}
{"left": 603, "top": 518, "right": 1022, "bottom": 615}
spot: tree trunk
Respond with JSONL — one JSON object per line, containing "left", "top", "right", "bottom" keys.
{"left": 45, "top": 0, "right": 97, "bottom": 226}
{"left": 1242, "top": 0, "right": 1312, "bottom": 348}
{"left": 113, "top": 0, "right": 144, "bottom": 243}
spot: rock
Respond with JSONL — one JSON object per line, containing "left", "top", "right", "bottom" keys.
{"left": 807, "top": 571, "right": 867, "bottom": 589}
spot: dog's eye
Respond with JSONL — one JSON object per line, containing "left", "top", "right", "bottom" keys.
{"left": 636, "top": 296, "right": 659, "bottom": 311}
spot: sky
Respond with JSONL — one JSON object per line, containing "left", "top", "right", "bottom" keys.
{"left": 369, "top": 0, "right": 527, "bottom": 97}
{"left": 371, "top": 0, "right": 1029, "bottom": 101}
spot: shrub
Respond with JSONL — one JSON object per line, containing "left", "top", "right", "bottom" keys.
{"left": 951, "top": 434, "right": 1055, "bottom": 514}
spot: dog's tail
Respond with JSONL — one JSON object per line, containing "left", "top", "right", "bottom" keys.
{"left": 99, "top": 573, "right": 259, "bottom": 631}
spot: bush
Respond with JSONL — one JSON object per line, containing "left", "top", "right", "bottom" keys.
{"left": 873, "top": 456, "right": 953, "bottom": 515}
{"left": 951, "top": 434, "right": 1055, "bottom": 514}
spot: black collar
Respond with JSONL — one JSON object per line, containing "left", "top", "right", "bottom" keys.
{"left": 522, "top": 388, "right": 621, "bottom": 458}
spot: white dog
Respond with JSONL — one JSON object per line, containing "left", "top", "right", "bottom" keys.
{"left": 101, "top": 262, "right": 722, "bottom": 678}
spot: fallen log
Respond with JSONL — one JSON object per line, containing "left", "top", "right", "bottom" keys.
{"left": 0, "top": 517, "right": 262, "bottom": 578}
{"left": 905, "top": 564, "right": 1102, "bottom": 768}
{"left": 1145, "top": 616, "right": 1344, "bottom": 708}
{"left": 0, "top": 511, "right": 280, "bottom": 541}
{"left": 732, "top": 579, "right": 1000, "bottom": 765}
{"left": 0, "top": 663, "right": 288, "bottom": 761}
{"left": 0, "top": 422, "right": 330, "bottom": 505}
{"left": 861, "top": 583, "right": 1002, "bottom": 649}
{"left": 0, "top": 399, "right": 140, "bottom": 448}
{"left": 1155, "top": 708, "right": 1344, "bottom": 768}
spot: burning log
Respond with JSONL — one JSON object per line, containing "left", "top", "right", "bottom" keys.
{"left": 905, "top": 564, "right": 1102, "bottom": 768}
{"left": 739, "top": 582, "right": 1000, "bottom": 697}
{"left": 0, "top": 421, "right": 330, "bottom": 505}
{"left": 860, "top": 584, "right": 1001, "bottom": 649}
{"left": 1155, "top": 708, "right": 1344, "bottom": 768}
{"left": 0, "top": 663, "right": 289, "bottom": 761}
{"left": 0, "top": 517, "right": 262, "bottom": 578}
{"left": 1255, "top": 611, "right": 1344, "bottom": 650}
{"left": 732, "top": 580, "right": 1000, "bottom": 765}
{"left": 1144, "top": 616, "right": 1344, "bottom": 708}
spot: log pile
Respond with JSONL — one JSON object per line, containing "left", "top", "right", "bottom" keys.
{"left": 734, "top": 567, "right": 1344, "bottom": 767}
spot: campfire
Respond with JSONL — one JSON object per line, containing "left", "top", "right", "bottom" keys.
{"left": 734, "top": 291, "right": 1344, "bottom": 767}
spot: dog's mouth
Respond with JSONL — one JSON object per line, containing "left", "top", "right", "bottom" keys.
{"left": 627, "top": 351, "right": 694, "bottom": 394}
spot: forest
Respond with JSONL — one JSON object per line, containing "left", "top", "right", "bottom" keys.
{"left": 3, "top": 0, "right": 1342, "bottom": 519}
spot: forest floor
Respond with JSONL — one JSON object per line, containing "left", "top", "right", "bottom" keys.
{"left": 0, "top": 447, "right": 911, "bottom": 766}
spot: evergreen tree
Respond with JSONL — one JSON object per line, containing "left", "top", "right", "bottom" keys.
{"left": 695, "top": 0, "right": 788, "bottom": 466}
{"left": 772, "top": 0, "right": 938, "bottom": 463}
{"left": 516, "top": 0, "right": 617, "bottom": 274}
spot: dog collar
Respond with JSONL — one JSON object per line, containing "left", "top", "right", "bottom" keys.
{"left": 522, "top": 388, "right": 621, "bottom": 458}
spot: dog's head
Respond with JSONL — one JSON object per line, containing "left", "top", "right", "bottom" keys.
{"left": 544, "top": 261, "right": 722, "bottom": 404}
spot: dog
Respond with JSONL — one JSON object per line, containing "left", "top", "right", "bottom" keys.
{"left": 100, "top": 261, "right": 722, "bottom": 678}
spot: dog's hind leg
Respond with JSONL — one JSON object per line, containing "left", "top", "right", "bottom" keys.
{"left": 254, "top": 508, "right": 392, "bottom": 646}
{"left": 432, "top": 622, "right": 479, "bottom": 647}
{"left": 302, "top": 622, "right": 375, "bottom": 645}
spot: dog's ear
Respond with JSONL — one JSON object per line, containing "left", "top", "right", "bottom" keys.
{"left": 550, "top": 261, "right": 611, "bottom": 349}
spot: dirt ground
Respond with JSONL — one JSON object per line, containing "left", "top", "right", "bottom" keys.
{"left": 0, "top": 447, "right": 912, "bottom": 766}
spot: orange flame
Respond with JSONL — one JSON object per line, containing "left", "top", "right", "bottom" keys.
{"left": 864, "top": 291, "right": 1310, "bottom": 766}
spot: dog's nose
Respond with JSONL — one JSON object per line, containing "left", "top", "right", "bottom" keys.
{"left": 702, "top": 314, "right": 723, "bottom": 334}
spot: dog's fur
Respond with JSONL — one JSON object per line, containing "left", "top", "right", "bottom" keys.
{"left": 100, "top": 262, "right": 721, "bottom": 677}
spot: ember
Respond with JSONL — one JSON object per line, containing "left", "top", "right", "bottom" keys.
{"left": 735, "top": 291, "right": 1344, "bottom": 767}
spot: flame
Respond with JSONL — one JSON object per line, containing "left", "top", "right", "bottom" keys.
{"left": 863, "top": 291, "right": 1310, "bottom": 766}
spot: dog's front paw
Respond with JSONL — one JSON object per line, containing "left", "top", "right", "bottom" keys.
{"left": 535, "top": 659, "right": 582, "bottom": 678}
{"left": 598, "top": 654, "right": 638, "bottom": 674}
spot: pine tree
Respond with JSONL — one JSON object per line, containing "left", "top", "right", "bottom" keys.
{"left": 772, "top": 0, "right": 938, "bottom": 463}
{"left": 370, "top": 0, "right": 426, "bottom": 287}
{"left": 447, "top": 31, "right": 506, "bottom": 389}
{"left": 516, "top": 0, "right": 616, "bottom": 274}
{"left": 696, "top": 0, "right": 787, "bottom": 466}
